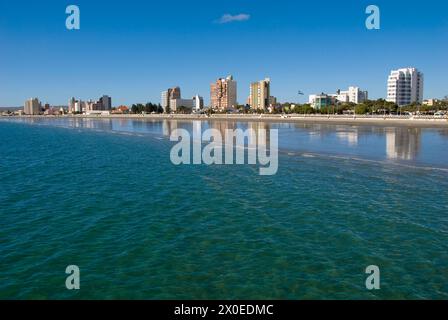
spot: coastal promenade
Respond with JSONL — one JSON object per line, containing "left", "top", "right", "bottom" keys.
{"left": 4, "top": 113, "right": 448, "bottom": 127}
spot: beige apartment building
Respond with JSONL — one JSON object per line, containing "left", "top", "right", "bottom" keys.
{"left": 249, "top": 78, "right": 271, "bottom": 110}
{"left": 24, "top": 98, "right": 41, "bottom": 115}
{"left": 161, "top": 87, "right": 181, "bottom": 112}
{"left": 210, "top": 75, "right": 237, "bottom": 111}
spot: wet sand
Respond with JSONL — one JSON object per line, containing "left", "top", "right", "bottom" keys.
{"left": 3, "top": 114, "right": 448, "bottom": 127}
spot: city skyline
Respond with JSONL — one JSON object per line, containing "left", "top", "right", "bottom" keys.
{"left": 14, "top": 67, "right": 429, "bottom": 111}
{"left": 1, "top": 0, "right": 448, "bottom": 107}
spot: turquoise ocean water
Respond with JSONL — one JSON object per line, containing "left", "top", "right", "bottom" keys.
{"left": 0, "top": 118, "right": 447, "bottom": 299}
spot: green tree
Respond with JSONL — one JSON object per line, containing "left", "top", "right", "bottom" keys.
{"left": 355, "top": 104, "right": 368, "bottom": 115}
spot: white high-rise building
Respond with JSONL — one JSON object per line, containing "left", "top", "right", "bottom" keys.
{"left": 193, "top": 95, "right": 204, "bottom": 111}
{"left": 74, "top": 100, "right": 83, "bottom": 113}
{"left": 387, "top": 68, "right": 424, "bottom": 106}
{"left": 161, "top": 91, "right": 169, "bottom": 111}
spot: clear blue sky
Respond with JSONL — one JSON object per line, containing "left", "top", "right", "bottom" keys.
{"left": 1, "top": 0, "right": 447, "bottom": 107}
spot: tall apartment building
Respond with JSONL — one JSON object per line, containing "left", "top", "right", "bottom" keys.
{"left": 99, "top": 95, "right": 112, "bottom": 110}
{"left": 387, "top": 68, "right": 424, "bottom": 106}
{"left": 249, "top": 78, "right": 271, "bottom": 110}
{"left": 336, "top": 86, "right": 368, "bottom": 104}
{"left": 161, "top": 91, "right": 169, "bottom": 112}
{"left": 210, "top": 75, "right": 237, "bottom": 111}
{"left": 161, "top": 87, "right": 181, "bottom": 112}
{"left": 24, "top": 98, "right": 41, "bottom": 115}
{"left": 69, "top": 97, "right": 76, "bottom": 113}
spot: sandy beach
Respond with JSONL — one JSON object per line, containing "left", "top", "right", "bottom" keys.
{"left": 4, "top": 114, "right": 448, "bottom": 128}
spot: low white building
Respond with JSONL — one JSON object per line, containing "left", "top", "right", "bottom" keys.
{"left": 308, "top": 93, "right": 337, "bottom": 109}
{"left": 336, "top": 86, "right": 368, "bottom": 104}
{"left": 170, "top": 98, "right": 194, "bottom": 112}
{"left": 422, "top": 99, "right": 438, "bottom": 107}
{"left": 170, "top": 95, "right": 204, "bottom": 112}
{"left": 85, "top": 110, "right": 111, "bottom": 116}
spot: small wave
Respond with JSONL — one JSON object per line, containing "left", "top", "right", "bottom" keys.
{"left": 301, "top": 153, "right": 315, "bottom": 158}
{"left": 285, "top": 151, "right": 448, "bottom": 173}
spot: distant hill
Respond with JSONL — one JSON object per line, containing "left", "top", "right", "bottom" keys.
{"left": 0, "top": 107, "right": 22, "bottom": 111}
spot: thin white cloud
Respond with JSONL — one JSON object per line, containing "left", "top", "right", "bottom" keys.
{"left": 217, "top": 14, "right": 250, "bottom": 24}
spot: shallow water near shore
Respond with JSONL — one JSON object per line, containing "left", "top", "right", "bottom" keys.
{"left": 0, "top": 118, "right": 447, "bottom": 299}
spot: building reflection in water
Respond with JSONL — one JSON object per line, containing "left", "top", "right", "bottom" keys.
{"left": 209, "top": 120, "right": 236, "bottom": 139}
{"left": 200, "top": 120, "right": 273, "bottom": 147}
{"left": 162, "top": 120, "right": 178, "bottom": 137}
{"left": 192, "top": 120, "right": 202, "bottom": 142}
{"left": 386, "top": 127, "right": 421, "bottom": 160}
{"left": 58, "top": 117, "right": 114, "bottom": 131}
{"left": 248, "top": 121, "right": 271, "bottom": 146}
{"left": 82, "top": 118, "right": 113, "bottom": 130}
{"left": 111, "top": 119, "right": 135, "bottom": 132}
{"left": 336, "top": 129, "right": 359, "bottom": 146}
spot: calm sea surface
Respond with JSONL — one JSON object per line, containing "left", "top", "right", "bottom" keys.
{"left": 1, "top": 117, "right": 447, "bottom": 299}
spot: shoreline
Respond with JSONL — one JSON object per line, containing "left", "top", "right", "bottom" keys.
{"left": 2, "top": 114, "right": 448, "bottom": 128}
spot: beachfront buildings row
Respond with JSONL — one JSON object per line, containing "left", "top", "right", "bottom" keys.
{"left": 162, "top": 75, "right": 277, "bottom": 112}
{"left": 210, "top": 76, "right": 277, "bottom": 111}
{"left": 161, "top": 87, "right": 204, "bottom": 112}
{"left": 68, "top": 95, "right": 112, "bottom": 114}
{"left": 23, "top": 98, "right": 65, "bottom": 115}
{"left": 168, "top": 95, "right": 203, "bottom": 112}
{"left": 22, "top": 67, "right": 426, "bottom": 115}
{"left": 336, "top": 87, "right": 369, "bottom": 104}
{"left": 309, "top": 86, "right": 369, "bottom": 109}
{"left": 309, "top": 67, "right": 424, "bottom": 109}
